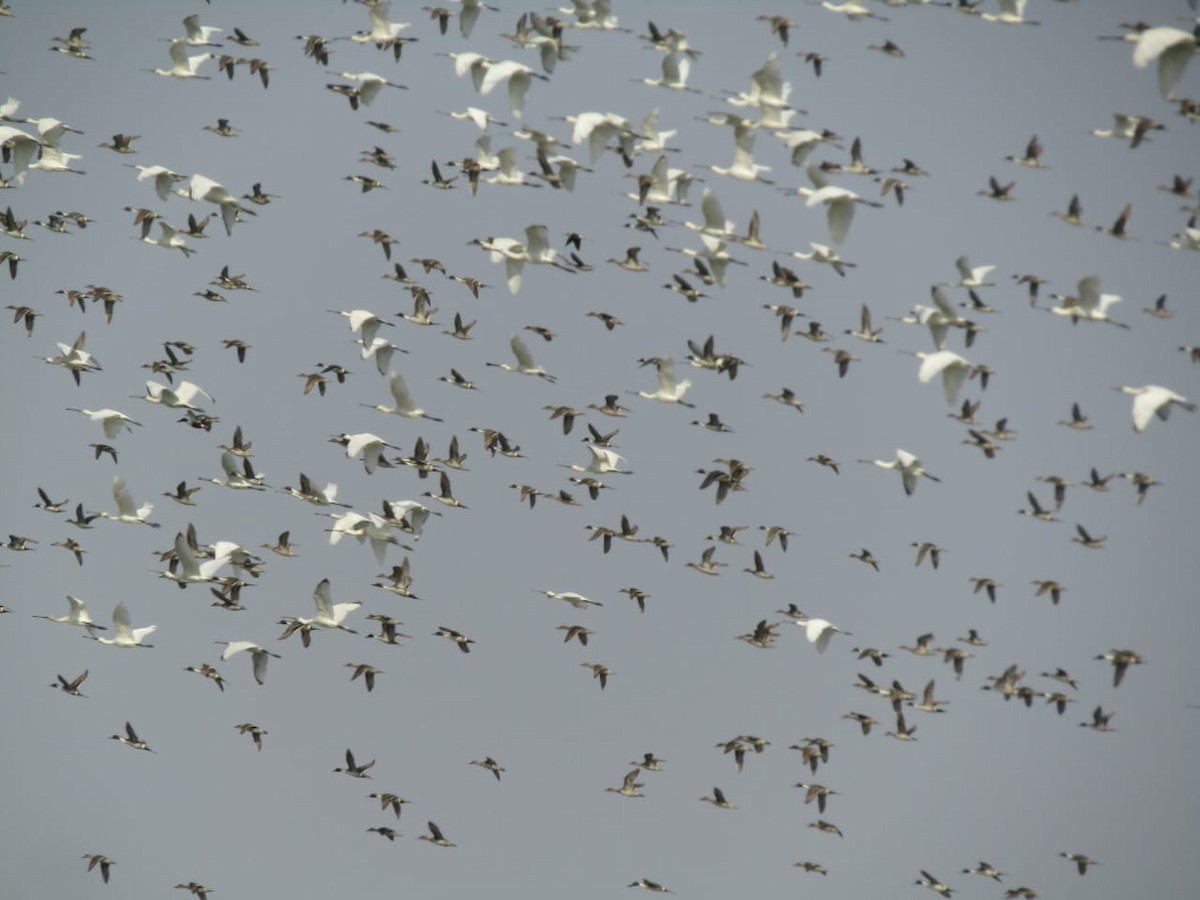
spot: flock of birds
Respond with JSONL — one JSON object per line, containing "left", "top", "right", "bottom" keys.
{"left": 1, "top": 1, "right": 1197, "bottom": 898}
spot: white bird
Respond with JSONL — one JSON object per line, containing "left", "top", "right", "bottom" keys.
{"left": 479, "top": 59, "right": 546, "bottom": 118}
{"left": 100, "top": 476, "right": 159, "bottom": 527}
{"left": 684, "top": 187, "right": 736, "bottom": 237}
{"left": 635, "top": 358, "right": 693, "bottom": 406}
{"left": 858, "top": 449, "right": 942, "bottom": 496}
{"left": 65, "top": 408, "right": 142, "bottom": 440}
{"left": 159, "top": 531, "right": 230, "bottom": 588}
{"left": 142, "top": 221, "right": 195, "bottom": 256}
{"left": 90, "top": 602, "right": 156, "bottom": 648}
{"left": 328, "top": 511, "right": 405, "bottom": 564}
{"left": 562, "top": 443, "right": 632, "bottom": 475}
{"left": 147, "top": 39, "right": 213, "bottom": 79}
{"left": 328, "top": 71, "right": 407, "bottom": 108}
{"left": 181, "top": 13, "right": 223, "bottom": 46}
{"left": 452, "top": 0, "right": 496, "bottom": 38}
{"left": 331, "top": 308, "right": 394, "bottom": 350}
{"left": 1117, "top": 385, "right": 1195, "bottom": 433}
{"left": 570, "top": 111, "right": 638, "bottom": 166}
{"left": 708, "top": 114, "right": 772, "bottom": 182}
{"left": 1132, "top": 27, "right": 1196, "bottom": 99}
{"left": 644, "top": 52, "right": 696, "bottom": 91}
{"left": 802, "top": 166, "right": 882, "bottom": 244}
{"left": 365, "top": 372, "right": 443, "bottom": 421}
{"left": 179, "top": 174, "right": 256, "bottom": 236}
{"left": 948, "top": 255, "right": 996, "bottom": 287}
{"left": 795, "top": 617, "right": 850, "bottom": 654}
{"left": 203, "top": 451, "right": 268, "bottom": 491}
{"left": 541, "top": 590, "right": 604, "bottom": 609}
{"left": 0, "top": 124, "right": 41, "bottom": 186}
{"left": 980, "top": 0, "right": 1037, "bottom": 25}
{"left": 128, "top": 164, "right": 188, "bottom": 201}
{"left": 1047, "top": 275, "right": 1126, "bottom": 326}
{"left": 217, "top": 641, "right": 280, "bottom": 685}
{"left": 352, "top": 0, "right": 411, "bottom": 44}
{"left": 308, "top": 578, "right": 363, "bottom": 632}
{"left": 790, "top": 242, "right": 856, "bottom": 277}
{"left": 915, "top": 350, "right": 975, "bottom": 405}
{"left": 282, "top": 473, "right": 348, "bottom": 507}
{"left": 41, "top": 331, "right": 102, "bottom": 384}
{"left": 342, "top": 432, "right": 396, "bottom": 475}
{"left": 487, "top": 333, "right": 557, "bottom": 382}
{"left": 137, "top": 380, "right": 214, "bottom": 410}
{"left": 725, "top": 53, "right": 795, "bottom": 130}
{"left": 34, "top": 595, "right": 105, "bottom": 635}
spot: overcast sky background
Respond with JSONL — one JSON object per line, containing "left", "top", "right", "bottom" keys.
{"left": 1, "top": 1, "right": 1198, "bottom": 897}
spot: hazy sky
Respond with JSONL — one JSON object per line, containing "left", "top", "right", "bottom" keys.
{"left": 1, "top": 1, "right": 1198, "bottom": 898}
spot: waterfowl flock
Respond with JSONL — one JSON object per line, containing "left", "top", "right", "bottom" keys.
{"left": 1, "top": 1, "right": 1197, "bottom": 897}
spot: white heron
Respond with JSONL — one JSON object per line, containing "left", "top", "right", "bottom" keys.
{"left": 90, "top": 602, "right": 156, "bottom": 648}
{"left": 351, "top": 0, "right": 411, "bottom": 44}
{"left": 65, "top": 408, "right": 142, "bottom": 439}
{"left": 724, "top": 53, "right": 795, "bottom": 130}
{"left": 947, "top": 255, "right": 996, "bottom": 287}
{"left": 684, "top": 187, "right": 736, "bottom": 237}
{"left": 858, "top": 449, "right": 941, "bottom": 496}
{"left": 34, "top": 595, "right": 105, "bottom": 635}
{"left": 100, "top": 476, "right": 159, "bottom": 527}
{"left": 789, "top": 242, "right": 856, "bottom": 277}
{"left": 328, "top": 71, "right": 407, "bottom": 108}
{"left": 801, "top": 166, "right": 882, "bottom": 244}
{"left": 1116, "top": 385, "right": 1195, "bottom": 433}
{"left": 217, "top": 641, "right": 280, "bottom": 685}
{"left": 487, "top": 333, "right": 557, "bottom": 382}
{"left": 915, "top": 350, "right": 975, "bottom": 405}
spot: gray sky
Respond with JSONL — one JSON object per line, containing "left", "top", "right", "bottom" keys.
{"left": 2, "top": 1, "right": 1198, "bottom": 898}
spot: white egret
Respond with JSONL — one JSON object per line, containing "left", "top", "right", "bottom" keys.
{"left": 90, "top": 602, "right": 156, "bottom": 648}
{"left": 947, "top": 255, "right": 996, "bottom": 287}
{"left": 724, "top": 53, "right": 795, "bottom": 130}
{"left": 100, "top": 476, "right": 159, "bottom": 527}
{"left": 858, "top": 449, "right": 941, "bottom": 496}
{"left": 684, "top": 187, "right": 736, "bottom": 237}
{"left": 127, "top": 164, "right": 187, "bottom": 201}
{"left": 0, "top": 124, "right": 40, "bottom": 185}
{"left": 487, "top": 333, "right": 557, "bottom": 382}
{"left": 351, "top": 0, "right": 411, "bottom": 44}
{"left": 327, "top": 72, "right": 407, "bottom": 109}
{"left": 1116, "top": 385, "right": 1195, "bottom": 433}
{"left": 328, "top": 511, "right": 406, "bottom": 564}
{"left": 217, "top": 641, "right": 280, "bottom": 686}
{"left": 789, "top": 242, "right": 856, "bottom": 277}
{"left": 707, "top": 114, "right": 772, "bottom": 182}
